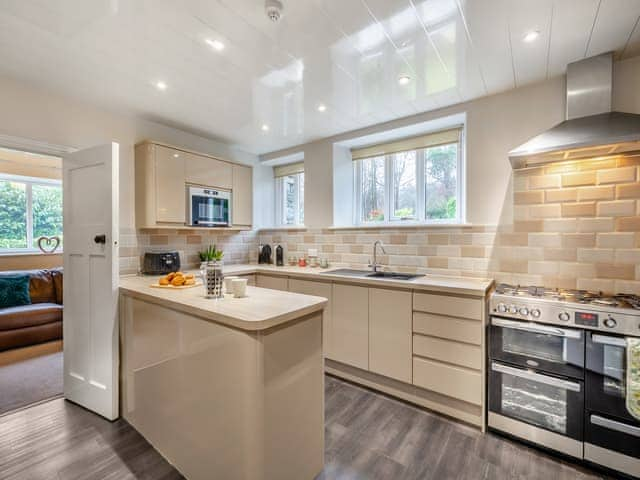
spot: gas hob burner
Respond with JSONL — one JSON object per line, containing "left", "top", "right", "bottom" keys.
{"left": 494, "top": 284, "right": 640, "bottom": 310}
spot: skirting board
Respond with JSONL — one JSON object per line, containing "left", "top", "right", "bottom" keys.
{"left": 325, "top": 358, "right": 484, "bottom": 430}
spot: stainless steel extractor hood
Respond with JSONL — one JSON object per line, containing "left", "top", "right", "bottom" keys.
{"left": 509, "top": 53, "right": 640, "bottom": 169}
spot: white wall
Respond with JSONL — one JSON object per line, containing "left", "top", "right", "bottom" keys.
{"left": 0, "top": 74, "right": 258, "bottom": 233}
{"left": 262, "top": 75, "right": 570, "bottom": 227}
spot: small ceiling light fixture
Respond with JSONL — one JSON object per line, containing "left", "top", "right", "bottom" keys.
{"left": 173, "top": 153, "right": 180, "bottom": 158}
{"left": 398, "top": 75, "right": 411, "bottom": 86}
{"left": 317, "top": 103, "right": 327, "bottom": 112}
{"left": 265, "top": 0, "right": 283, "bottom": 22}
{"left": 205, "top": 38, "right": 225, "bottom": 51}
{"left": 155, "top": 80, "right": 168, "bottom": 91}
{"left": 261, "top": 124, "right": 270, "bottom": 132}
{"left": 523, "top": 30, "right": 540, "bottom": 43}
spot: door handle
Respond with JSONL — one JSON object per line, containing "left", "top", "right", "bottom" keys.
{"left": 591, "top": 415, "right": 640, "bottom": 437}
{"left": 491, "top": 362, "right": 582, "bottom": 392}
{"left": 94, "top": 234, "right": 106, "bottom": 244}
{"left": 492, "top": 318, "right": 582, "bottom": 339}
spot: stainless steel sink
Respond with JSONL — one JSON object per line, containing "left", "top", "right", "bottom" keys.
{"left": 325, "top": 269, "right": 424, "bottom": 281}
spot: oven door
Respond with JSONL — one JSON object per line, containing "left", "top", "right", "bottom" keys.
{"left": 584, "top": 413, "right": 640, "bottom": 478}
{"left": 490, "top": 317, "right": 584, "bottom": 379}
{"left": 489, "top": 361, "right": 584, "bottom": 441}
{"left": 189, "top": 192, "right": 229, "bottom": 226}
{"left": 586, "top": 333, "right": 637, "bottom": 422}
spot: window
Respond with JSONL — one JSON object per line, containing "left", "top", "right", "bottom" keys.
{"left": 353, "top": 127, "right": 463, "bottom": 225}
{"left": 0, "top": 175, "right": 63, "bottom": 252}
{"left": 275, "top": 162, "right": 304, "bottom": 226}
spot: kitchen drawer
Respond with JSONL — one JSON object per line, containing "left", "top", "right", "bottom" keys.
{"left": 413, "top": 357, "right": 482, "bottom": 406}
{"left": 413, "top": 312, "right": 481, "bottom": 345}
{"left": 412, "top": 334, "right": 482, "bottom": 370}
{"left": 413, "top": 292, "right": 482, "bottom": 320}
{"left": 256, "top": 274, "right": 288, "bottom": 291}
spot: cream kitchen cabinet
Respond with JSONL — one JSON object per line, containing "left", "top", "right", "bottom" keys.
{"left": 185, "top": 153, "right": 232, "bottom": 189}
{"left": 288, "top": 278, "right": 332, "bottom": 358}
{"left": 135, "top": 143, "right": 186, "bottom": 226}
{"left": 368, "top": 288, "right": 412, "bottom": 383}
{"left": 135, "top": 141, "right": 253, "bottom": 228}
{"left": 232, "top": 164, "right": 252, "bottom": 226}
{"left": 331, "top": 283, "right": 369, "bottom": 370}
{"left": 256, "top": 274, "right": 289, "bottom": 291}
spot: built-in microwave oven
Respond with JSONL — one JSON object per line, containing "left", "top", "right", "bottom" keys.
{"left": 187, "top": 185, "right": 231, "bottom": 227}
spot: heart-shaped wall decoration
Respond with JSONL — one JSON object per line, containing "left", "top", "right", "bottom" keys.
{"left": 37, "top": 236, "right": 61, "bottom": 254}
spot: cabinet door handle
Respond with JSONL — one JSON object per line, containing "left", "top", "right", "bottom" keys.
{"left": 94, "top": 234, "right": 106, "bottom": 244}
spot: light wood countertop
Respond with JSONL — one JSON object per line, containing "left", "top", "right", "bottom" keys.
{"left": 119, "top": 275, "right": 327, "bottom": 331}
{"left": 224, "top": 264, "right": 494, "bottom": 297}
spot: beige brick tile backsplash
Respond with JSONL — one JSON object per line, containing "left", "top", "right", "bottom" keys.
{"left": 562, "top": 171, "right": 596, "bottom": 187}
{"left": 577, "top": 185, "right": 615, "bottom": 201}
{"left": 514, "top": 191, "right": 544, "bottom": 204}
{"left": 546, "top": 188, "right": 578, "bottom": 203}
{"left": 597, "top": 200, "right": 636, "bottom": 217}
{"left": 617, "top": 182, "right": 640, "bottom": 199}
{"left": 597, "top": 166, "right": 637, "bottom": 184}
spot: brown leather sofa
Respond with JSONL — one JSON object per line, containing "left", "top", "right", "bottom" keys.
{"left": 0, "top": 268, "right": 63, "bottom": 351}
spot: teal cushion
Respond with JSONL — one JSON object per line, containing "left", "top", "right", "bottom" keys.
{"left": 0, "top": 275, "right": 31, "bottom": 309}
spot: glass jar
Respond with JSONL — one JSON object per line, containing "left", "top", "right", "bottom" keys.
{"left": 203, "top": 260, "right": 224, "bottom": 299}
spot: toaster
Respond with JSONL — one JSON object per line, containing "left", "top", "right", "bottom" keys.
{"left": 143, "top": 251, "right": 181, "bottom": 275}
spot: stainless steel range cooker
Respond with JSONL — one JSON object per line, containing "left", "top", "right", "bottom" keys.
{"left": 488, "top": 284, "right": 640, "bottom": 478}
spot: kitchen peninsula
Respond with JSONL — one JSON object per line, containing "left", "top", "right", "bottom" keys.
{"left": 119, "top": 276, "right": 327, "bottom": 480}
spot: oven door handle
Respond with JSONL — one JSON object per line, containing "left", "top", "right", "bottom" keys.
{"left": 491, "top": 362, "right": 582, "bottom": 392}
{"left": 591, "top": 334, "right": 627, "bottom": 347}
{"left": 491, "top": 318, "right": 582, "bottom": 339}
{"left": 591, "top": 415, "right": 640, "bottom": 437}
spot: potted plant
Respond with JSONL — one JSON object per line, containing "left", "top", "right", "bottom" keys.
{"left": 199, "top": 244, "right": 224, "bottom": 267}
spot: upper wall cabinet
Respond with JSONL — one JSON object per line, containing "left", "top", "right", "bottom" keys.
{"left": 232, "top": 164, "right": 252, "bottom": 227}
{"left": 185, "top": 153, "right": 232, "bottom": 189}
{"left": 135, "top": 141, "right": 252, "bottom": 229}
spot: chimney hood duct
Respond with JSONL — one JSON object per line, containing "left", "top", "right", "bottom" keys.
{"left": 509, "top": 53, "right": 640, "bottom": 169}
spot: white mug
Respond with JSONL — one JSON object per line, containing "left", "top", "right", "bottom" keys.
{"left": 232, "top": 278, "right": 248, "bottom": 298}
{"left": 223, "top": 276, "right": 239, "bottom": 294}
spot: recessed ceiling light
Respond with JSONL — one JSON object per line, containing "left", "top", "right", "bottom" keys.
{"left": 261, "top": 124, "right": 270, "bottom": 132}
{"left": 398, "top": 75, "right": 411, "bottom": 86}
{"left": 155, "top": 81, "right": 168, "bottom": 91}
{"left": 205, "top": 38, "right": 225, "bottom": 51}
{"left": 173, "top": 153, "right": 180, "bottom": 158}
{"left": 317, "top": 103, "right": 327, "bottom": 112}
{"left": 523, "top": 30, "right": 540, "bottom": 43}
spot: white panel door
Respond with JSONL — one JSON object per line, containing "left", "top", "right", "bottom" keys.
{"left": 63, "top": 143, "right": 119, "bottom": 420}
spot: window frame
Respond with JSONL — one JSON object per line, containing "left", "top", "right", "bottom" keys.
{"left": 0, "top": 173, "right": 63, "bottom": 254}
{"left": 353, "top": 134, "right": 465, "bottom": 226}
{"left": 275, "top": 171, "right": 305, "bottom": 227}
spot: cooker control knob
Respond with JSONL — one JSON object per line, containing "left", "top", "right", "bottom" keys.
{"left": 509, "top": 305, "right": 518, "bottom": 314}
{"left": 531, "top": 309, "right": 541, "bottom": 319}
{"left": 519, "top": 307, "right": 529, "bottom": 316}
{"left": 558, "top": 312, "right": 570, "bottom": 322}
{"left": 604, "top": 317, "right": 617, "bottom": 329}
{"left": 497, "top": 303, "right": 507, "bottom": 313}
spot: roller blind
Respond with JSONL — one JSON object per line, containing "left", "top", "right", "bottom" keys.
{"left": 274, "top": 162, "right": 304, "bottom": 178}
{"left": 351, "top": 127, "right": 462, "bottom": 161}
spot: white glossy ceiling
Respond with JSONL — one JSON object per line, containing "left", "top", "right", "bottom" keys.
{"left": 0, "top": 0, "right": 639, "bottom": 155}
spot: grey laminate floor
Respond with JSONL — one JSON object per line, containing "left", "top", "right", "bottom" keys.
{"left": 0, "top": 375, "right": 612, "bottom": 480}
